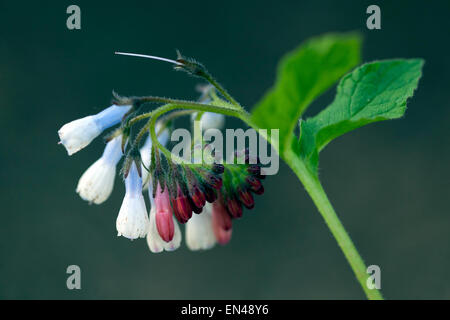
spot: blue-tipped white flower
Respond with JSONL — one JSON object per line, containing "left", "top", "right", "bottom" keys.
{"left": 146, "top": 182, "right": 181, "bottom": 253}
{"left": 116, "top": 162, "right": 149, "bottom": 239}
{"left": 185, "top": 202, "right": 216, "bottom": 250}
{"left": 140, "top": 122, "right": 170, "bottom": 189}
{"left": 76, "top": 135, "right": 124, "bottom": 204}
{"left": 58, "top": 104, "right": 131, "bottom": 155}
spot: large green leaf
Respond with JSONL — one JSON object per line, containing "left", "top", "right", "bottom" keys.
{"left": 297, "top": 59, "right": 424, "bottom": 174}
{"left": 251, "top": 33, "right": 362, "bottom": 154}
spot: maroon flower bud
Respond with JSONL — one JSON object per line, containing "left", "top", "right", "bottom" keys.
{"left": 190, "top": 185, "right": 206, "bottom": 208}
{"left": 212, "top": 163, "right": 224, "bottom": 174}
{"left": 207, "top": 174, "right": 222, "bottom": 190}
{"left": 189, "top": 197, "right": 204, "bottom": 214}
{"left": 171, "top": 185, "right": 192, "bottom": 224}
{"left": 246, "top": 165, "right": 265, "bottom": 180}
{"left": 238, "top": 189, "right": 254, "bottom": 209}
{"left": 246, "top": 175, "right": 261, "bottom": 189}
{"left": 247, "top": 164, "right": 260, "bottom": 175}
{"left": 227, "top": 197, "right": 243, "bottom": 218}
{"left": 253, "top": 184, "right": 264, "bottom": 195}
{"left": 203, "top": 185, "right": 217, "bottom": 203}
{"left": 171, "top": 205, "right": 187, "bottom": 224}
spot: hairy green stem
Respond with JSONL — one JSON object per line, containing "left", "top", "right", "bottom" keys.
{"left": 199, "top": 72, "right": 242, "bottom": 109}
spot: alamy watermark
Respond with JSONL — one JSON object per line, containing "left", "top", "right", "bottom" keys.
{"left": 66, "top": 265, "right": 81, "bottom": 290}
{"left": 66, "top": 5, "right": 81, "bottom": 30}
{"left": 366, "top": 5, "right": 381, "bottom": 30}
{"left": 169, "top": 121, "right": 279, "bottom": 175}
{"left": 366, "top": 265, "right": 381, "bottom": 290}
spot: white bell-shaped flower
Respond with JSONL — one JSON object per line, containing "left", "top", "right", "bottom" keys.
{"left": 200, "top": 112, "right": 225, "bottom": 131}
{"left": 58, "top": 104, "right": 131, "bottom": 155}
{"left": 185, "top": 202, "right": 216, "bottom": 250}
{"left": 76, "top": 135, "right": 123, "bottom": 204}
{"left": 116, "top": 162, "right": 149, "bottom": 239}
{"left": 191, "top": 112, "right": 225, "bottom": 131}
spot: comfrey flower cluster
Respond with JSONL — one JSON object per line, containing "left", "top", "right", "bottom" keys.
{"left": 57, "top": 51, "right": 268, "bottom": 253}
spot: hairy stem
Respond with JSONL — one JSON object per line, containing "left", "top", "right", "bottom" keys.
{"left": 199, "top": 72, "right": 242, "bottom": 109}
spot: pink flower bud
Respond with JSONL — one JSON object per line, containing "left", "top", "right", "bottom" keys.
{"left": 212, "top": 200, "right": 232, "bottom": 245}
{"left": 212, "top": 200, "right": 232, "bottom": 231}
{"left": 155, "top": 182, "right": 175, "bottom": 242}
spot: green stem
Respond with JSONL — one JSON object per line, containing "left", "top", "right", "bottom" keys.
{"left": 200, "top": 72, "right": 242, "bottom": 109}
{"left": 192, "top": 111, "right": 204, "bottom": 148}
{"left": 284, "top": 149, "right": 383, "bottom": 300}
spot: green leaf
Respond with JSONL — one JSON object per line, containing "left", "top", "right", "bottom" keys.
{"left": 251, "top": 33, "right": 362, "bottom": 154}
{"left": 297, "top": 59, "right": 424, "bottom": 174}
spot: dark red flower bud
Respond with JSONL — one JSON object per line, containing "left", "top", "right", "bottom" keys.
{"left": 253, "top": 184, "right": 264, "bottom": 195}
{"left": 212, "top": 163, "right": 224, "bottom": 174}
{"left": 246, "top": 175, "right": 261, "bottom": 189}
{"left": 203, "top": 185, "right": 217, "bottom": 203}
{"left": 238, "top": 189, "right": 254, "bottom": 209}
{"left": 227, "top": 197, "right": 243, "bottom": 218}
{"left": 189, "top": 197, "right": 204, "bottom": 214}
{"left": 247, "top": 164, "right": 260, "bottom": 175}
{"left": 171, "top": 185, "right": 192, "bottom": 224}
{"left": 190, "top": 185, "right": 206, "bottom": 208}
{"left": 207, "top": 174, "right": 222, "bottom": 190}
{"left": 171, "top": 204, "right": 187, "bottom": 224}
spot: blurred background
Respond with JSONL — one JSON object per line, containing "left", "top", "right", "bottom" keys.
{"left": 1, "top": 0, "right": 449, "bottom": 299}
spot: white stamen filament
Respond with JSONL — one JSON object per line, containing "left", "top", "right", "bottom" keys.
{"left": 115, "top": 52, "right": 183, "bottom": 66}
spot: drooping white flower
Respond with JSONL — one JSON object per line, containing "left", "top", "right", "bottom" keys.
{"left": 146, "top": 181, "right": 181, "bottom": 253}
{"left": 58, "top": 104, "right": 131, "bottom": 155}
{"left": 116, "top": 162, "right": 149, "bottom": 239}
{"left": 140, "top": 122, "right": 169, "bottom": 189}
{"left": 76, "top": 135, "right": 123, "bottom": 204}
{"left": 200, "top": 112, "right": 225, "bottom": 131}
{"left": 191, "top": 112, "right": 225, "bottom": 131}
{"left": 185, "top": 202, "right": 216, "bottom": 250}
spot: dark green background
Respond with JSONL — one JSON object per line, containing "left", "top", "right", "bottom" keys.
{"left": 1, "top": 0, "right": 449, "bottom": 299}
